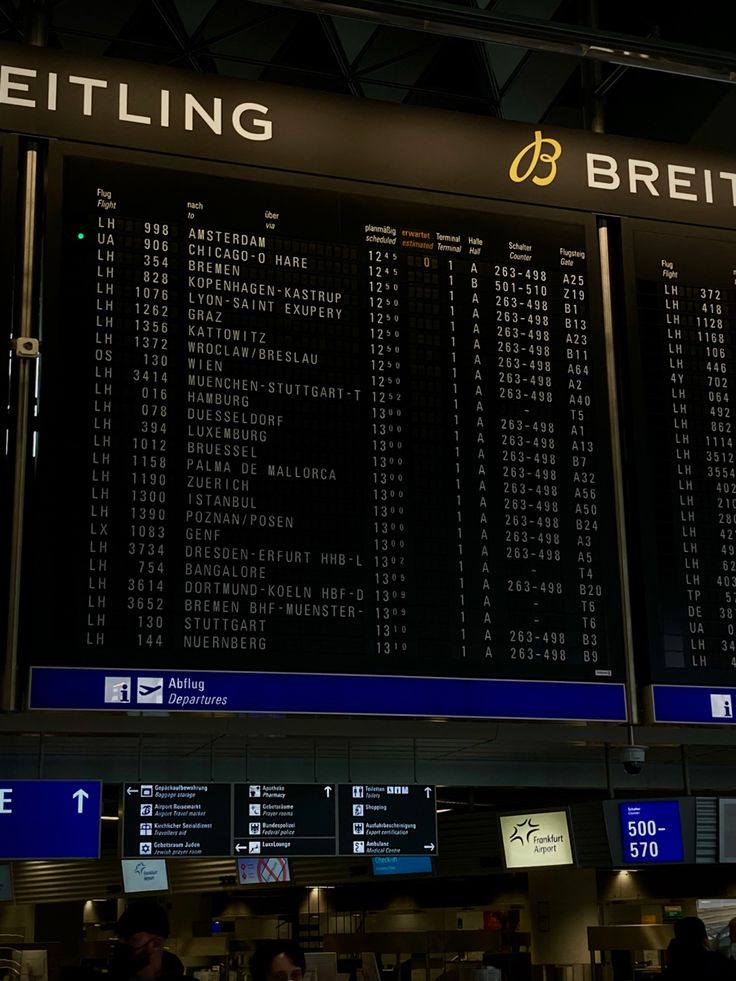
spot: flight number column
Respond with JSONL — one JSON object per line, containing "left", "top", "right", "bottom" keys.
{"left": 708, "top": 278, "right": 736, "bottom": 669}
{"left": 366, "top": 248, "right": 408, "bottom": 656}
{"left": 695, "top": 279, "right": 736, "bottom": 669}
{"left": 125, "top": 220, "right": 174, "bottom": 648}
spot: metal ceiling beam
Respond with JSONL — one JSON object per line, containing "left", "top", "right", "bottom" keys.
{"left": 239, "top": 0, "right": 736, "bottom": 84}
{"left": 152, "top": 0, "right": 210, "bottom": 72}
{"left": 318, "top": 13, "right": 364, "bottom": 96}
{"left": 2, "top": 711, "right": 736, "bottom": 749}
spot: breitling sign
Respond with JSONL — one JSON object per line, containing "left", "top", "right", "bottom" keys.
{"left": 499, "top": 810, "right": 575, "bottom": 869}
{"left": 1, "top": 41, "right": 736, "bottom": 228}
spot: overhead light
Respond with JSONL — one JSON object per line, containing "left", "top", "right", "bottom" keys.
{"left": 101, "top": 815, "right": 119, "bottom": 821}
{"left": 436, "top": 808, "right": 453, "bottom": 814}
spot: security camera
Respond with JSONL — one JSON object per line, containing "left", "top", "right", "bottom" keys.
{"left": 621, "top": 745, "right": 647, "bottom": 775}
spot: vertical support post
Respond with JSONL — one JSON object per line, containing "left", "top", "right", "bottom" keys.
{"left": 21, "top": 0, "right": 51, "bottom": 46}
{"left": 3, "top": 145, "right": 40, "bottom": 711}
{"left": 681, "top": 745, "right": 691, "bottom": 795}
{"left": 604, "top": 743, "right": 614, "bottom": 797}
{"left": 583, "top": 0, "right": 605, "bottom": 135}
{"left": 598, "top": 221, "right": 639, "bottom": 726}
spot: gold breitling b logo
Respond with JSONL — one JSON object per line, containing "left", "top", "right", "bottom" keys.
{"left": 509, "top": 130, "right": 562, "bottom": 186}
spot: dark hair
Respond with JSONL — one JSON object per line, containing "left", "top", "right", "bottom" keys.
{"left": 673, "top": 916, "right": 708, "bottom": 946}
{"left": 249, "top": 940, "right": 306, "bottom": 981}
{"left": 115, "top": 900, "right": 170, "bottom": 940}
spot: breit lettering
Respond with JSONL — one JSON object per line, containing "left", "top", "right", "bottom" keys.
{"left": 586, "top": 152, "right": 736, "bottom": 206}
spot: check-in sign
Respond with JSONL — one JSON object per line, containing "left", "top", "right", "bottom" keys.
{"left": 0, "top": 780, "right": 101, "bottom": 858}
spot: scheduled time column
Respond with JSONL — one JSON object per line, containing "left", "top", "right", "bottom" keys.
{"left": 364, "top": 244, "right": 409, "bottom": 657}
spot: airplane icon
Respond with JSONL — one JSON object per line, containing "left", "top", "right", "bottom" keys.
{"left": 137, "top": 678, "right": 164, "bottom": 704}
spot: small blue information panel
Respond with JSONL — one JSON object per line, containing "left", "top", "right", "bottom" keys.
{"left": 651, "top": 685, "right": 736, "bottom": 724}
{"left": 619, "top": 800, "right": 683, "bottom": 864}
{"left": 372, "top": 855, "right": 433, "bottom": 876}
{"left": 0, "top": 780, "right": 101, "bottom": 859}
{"left": 29, "top": 667, "right": 628, "bottom": 722}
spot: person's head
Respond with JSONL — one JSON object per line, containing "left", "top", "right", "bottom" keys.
{"left": 673, "top": 916, "right": 709, "bottom": 949}
{"left": 249, "top": 940, "right": 306, "bottom": 981}
{"left": 112, "top": 901, "right": 170, "bottom": 978}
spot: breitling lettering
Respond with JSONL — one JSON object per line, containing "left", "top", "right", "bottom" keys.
{"left": 0, "top": 63, "right": 273, "bottom": 140}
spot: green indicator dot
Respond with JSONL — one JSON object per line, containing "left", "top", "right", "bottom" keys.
{"left": 77, "top": 232, "right": 85, "bottom": 240}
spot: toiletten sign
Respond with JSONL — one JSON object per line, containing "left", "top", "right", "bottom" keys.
{"left": 500, "top": 809, "right": 574, "bottom": 868}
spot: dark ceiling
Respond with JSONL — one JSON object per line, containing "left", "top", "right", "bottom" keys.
{"left": 2, "top": 0, "right": 736, "bottom": 150}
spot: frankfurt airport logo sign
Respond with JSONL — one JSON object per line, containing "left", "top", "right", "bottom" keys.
{"left": 500, "top": 810, "right": 575, "bottom": 869}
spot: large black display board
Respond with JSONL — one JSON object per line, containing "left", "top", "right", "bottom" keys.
{"left": 22, "top": 145, "right": 624, "bottom": 694}
{"left": 624, "top": 220, "right": 736, "bottom": 687}
{"left": 121, "top": 782, "right": 437, "bottom": 857}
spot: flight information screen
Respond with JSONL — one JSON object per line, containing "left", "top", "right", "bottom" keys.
{"left": 624, "top": 221, "right": 736, "bottom": 688}
{"left": 602, "top": 797, "right": 695, "bottom": 865}
{"left": 22, "top": 149, "right": 624, "bottom": 695}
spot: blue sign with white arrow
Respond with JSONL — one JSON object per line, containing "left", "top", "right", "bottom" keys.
{"left": 0, "top": 780, "right": 101, "bottom": 858}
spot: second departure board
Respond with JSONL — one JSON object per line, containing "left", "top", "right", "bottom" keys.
{"left": 23, "top": 147, "right": 624, "bottom": 698}
{"left": 624, "top": 221, "right": 736, "bottom": 687}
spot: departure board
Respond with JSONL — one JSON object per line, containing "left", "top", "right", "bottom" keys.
{"left": 23, "top": 148, "right": 624, "bottom": 698}
{"left": 624, "top": 221, "right": 736, "bottom": 687}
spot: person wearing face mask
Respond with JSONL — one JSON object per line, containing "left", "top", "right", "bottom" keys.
{"left": 110, "top": 901, "right": 184, "bottom": 980}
